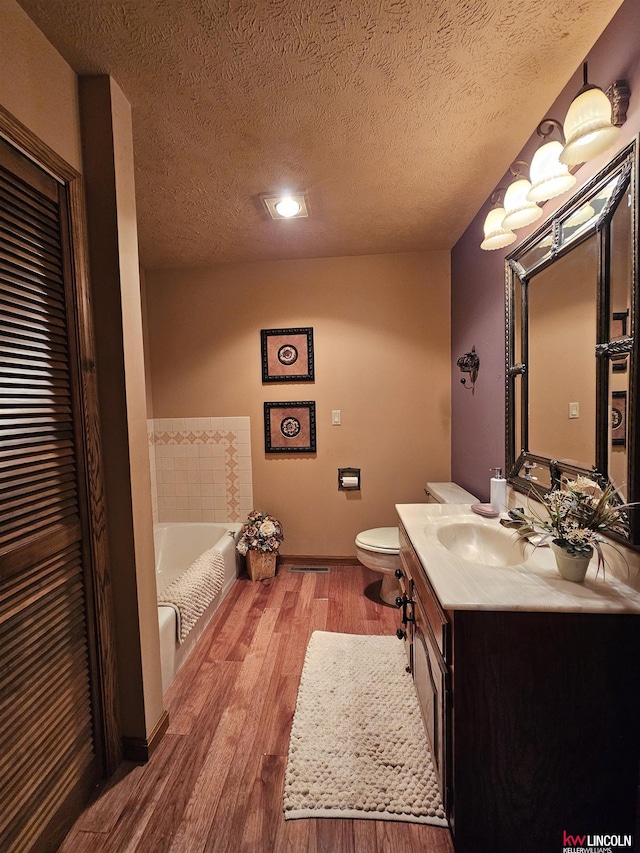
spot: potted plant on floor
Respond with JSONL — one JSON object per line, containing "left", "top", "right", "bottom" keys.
{"left": 236, "top": 510, "right": 284, "bottom": 580}
{"left": 511, "top": 476, "right": 631, "bottom": 582}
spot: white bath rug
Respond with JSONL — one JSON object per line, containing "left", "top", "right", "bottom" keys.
{"left": 283, "top": 631, "right": 447, "bottom": 826}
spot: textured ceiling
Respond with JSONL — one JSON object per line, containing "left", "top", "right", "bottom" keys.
{"left": 17, "top": 0, "right": 622, "bottom": 269}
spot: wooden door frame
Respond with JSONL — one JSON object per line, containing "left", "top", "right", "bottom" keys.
{"left": 0, "top": 104, "right": 122, "bottom": 774}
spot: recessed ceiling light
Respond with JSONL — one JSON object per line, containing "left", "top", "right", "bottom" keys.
{"left": 274, "top": 197, "right": 301, "bottom": 217}
{"left": 261, "top": 192, "right": 309, "bottom": 220}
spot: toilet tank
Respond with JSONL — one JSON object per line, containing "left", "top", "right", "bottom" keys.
{"left": 425, "top": 481, "right": 478, "bottom": 504}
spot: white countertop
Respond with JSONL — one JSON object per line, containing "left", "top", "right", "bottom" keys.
{"left": 396, "top": 503, "right": 640, "bottom": 614}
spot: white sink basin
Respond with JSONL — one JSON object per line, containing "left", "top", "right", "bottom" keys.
{"left": 436, "top": 522, "right": 529, "bottom": 567}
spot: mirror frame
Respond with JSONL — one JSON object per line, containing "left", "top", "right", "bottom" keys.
{"left": 505, "top": 137, "right": 639, "bottom": 547}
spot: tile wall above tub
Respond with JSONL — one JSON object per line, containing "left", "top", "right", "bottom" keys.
{"left": 148, "top": 417, "right": 253, "bottom": 524}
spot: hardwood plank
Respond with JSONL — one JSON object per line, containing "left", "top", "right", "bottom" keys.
{"left": 164, "top": 707, "right": 247, "bottom": 853}
{"left": 203, "top": 634, "right": 284, "bottom": 853}
{"left": 272, "top": 588, "right": 298, "bottom": 634}
{"left": 295, "top": 571, "right": 316, "bottom": 617}
{"left": 311, "top": 569, "right": 331, "bottom": 600}
{"left": 316, "top": 818, "right": 355, "bottom": 853}
{"left": 57, "top": 734, "right": 184, "bottom": 846}
{"left": 237, "top": 753, "right": 286, "bottom": 853}
{"left": 309, "top": 596, "right": 329, "bottom": 632}
{"left": 164, "top": 609, "right": 283, "bottom": 852}
{"left": 165, "top": 659, "right": 240, "bottom": 737}
{"left": 274, "top": 814, "right": 317, "bottom": 853}
{"left": 205, "top": 578, "right": 270, "bottom": 662}
{"left": 372, "top": 820, "right": 454, "bottom": 853}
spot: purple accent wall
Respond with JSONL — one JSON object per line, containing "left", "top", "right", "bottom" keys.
{"left": 451, "top": 0, "right": 640, "bottom": 503}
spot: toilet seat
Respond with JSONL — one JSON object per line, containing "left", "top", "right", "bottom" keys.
{"left": 355, "top": 527, "right": 399, "bottom": 555}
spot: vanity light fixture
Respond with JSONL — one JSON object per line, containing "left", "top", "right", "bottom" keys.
{"left": 527, "top": 119, "right": 576, "bottom": 203}
{"left": 501, "top": 161, "right": 543, "bottom": 231}
{"left": 261, "top": 191, "right": 309, "bottom": 220}
{"left": 559, "top": 63, "right": 624, "bottom": 166}
{"left": 480, "top": 67, "right": 630, "bottom": 250}
{"left": 480, "top": 190, "right": 517, "bottom": 251}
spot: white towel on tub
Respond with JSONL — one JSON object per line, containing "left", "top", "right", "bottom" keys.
{"left": 157, "top": 547, "right": 226, "bottom": 644}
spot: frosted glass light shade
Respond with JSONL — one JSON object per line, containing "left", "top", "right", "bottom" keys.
{"left": 559, "top": 87, "right": 620, "bottom": 166}
{"left": 527, "top": 141, "right": 576, "bottom": 202}
{"left": 480, "top": 207, "right": 516, "bottom": 251}
{"left": 502, "top": 179, "right": 543, "bottom": 230}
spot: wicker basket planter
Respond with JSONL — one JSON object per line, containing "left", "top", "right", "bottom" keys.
{"left": 246, "top": 550, "right": 277, "bottom": 581}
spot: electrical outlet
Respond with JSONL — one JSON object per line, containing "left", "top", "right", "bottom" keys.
{"left": 569, "top": 402, "right": 579, "bottom": 419}
{"left": 332, "top": 410, "right": 341, "bottom": 425}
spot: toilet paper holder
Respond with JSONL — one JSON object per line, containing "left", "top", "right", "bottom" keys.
{"left": 338, "top": 467, "right": 361, "bottom": 491}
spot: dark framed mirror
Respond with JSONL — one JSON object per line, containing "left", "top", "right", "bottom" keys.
{"left": 505, "top": 137, "right": 639, "bottom": 546}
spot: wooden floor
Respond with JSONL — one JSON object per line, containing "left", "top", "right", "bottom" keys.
{"left": 59, "top": 564, "right": 455, "bottom": 853}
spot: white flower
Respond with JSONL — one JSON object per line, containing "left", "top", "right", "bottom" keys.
{"left": 236, "top": 540, "right": 248, "bottom": 555}
{"left": 259, "top": 520, "right": 276, "bottom": 537}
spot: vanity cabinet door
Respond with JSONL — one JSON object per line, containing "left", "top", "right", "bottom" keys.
{"left": 399, "top": 523, "right": 449, "bottom": 659}
{"left": 412, "top": 588, "right": 451, "bottom": 813}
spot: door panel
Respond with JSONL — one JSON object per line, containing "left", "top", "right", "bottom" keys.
{"left": 0, "top": 138, "right": 101, "bottom": 853}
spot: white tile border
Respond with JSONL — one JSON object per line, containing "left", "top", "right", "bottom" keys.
{"left": 148, "top": 417, "right": 253, "bottom": 524}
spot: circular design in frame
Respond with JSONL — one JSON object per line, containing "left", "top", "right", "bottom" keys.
{"left": 280, "top": 416, "right": 301, "bottom": 438}
{"left": 277, "top": 344, "right": 299, "bottom": 366}
{"left": 612, "top": 407, "right": 623, "bottom": 429}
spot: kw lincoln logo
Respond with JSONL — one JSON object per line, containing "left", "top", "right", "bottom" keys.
{"left": 562, "top": 831, "right": 634, "bottom": 852}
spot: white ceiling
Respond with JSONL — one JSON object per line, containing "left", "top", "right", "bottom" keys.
{"left": 17, "top": 0, "right": 623, "bottom": 269}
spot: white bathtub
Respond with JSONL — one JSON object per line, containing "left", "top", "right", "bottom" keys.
{"left": 154, "top": 522, "right": 242, "bottom": 694}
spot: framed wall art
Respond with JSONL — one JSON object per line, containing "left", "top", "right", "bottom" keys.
{"left": 261, "top": 327, "right": 314, "bottom": 382}
{"left": 611, "top": 390, "right": 627, "bottom": 447}
{"left": 264, "top": 401, "right": 316, "bottom": 453}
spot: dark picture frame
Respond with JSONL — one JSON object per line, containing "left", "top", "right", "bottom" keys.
{"left": 264, "top": 401, "right": 316, "bottom": 453}
{"left": 612, "top": 390, "right": 627, "bottom": 447}
{"left": 261, "top": 327, "right": 314, "bottom": 382}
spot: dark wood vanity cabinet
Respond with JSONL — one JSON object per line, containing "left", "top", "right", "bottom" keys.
{"left": 398, "top": 522, "right": 640, "bottom": 853}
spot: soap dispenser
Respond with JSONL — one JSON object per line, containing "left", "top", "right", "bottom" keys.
{"left": 490, "top": 467, "right": 507, "bottom": 513}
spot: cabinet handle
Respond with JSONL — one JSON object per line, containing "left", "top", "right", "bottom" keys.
{"left": 396, "top": 628, "right": 407, "bottom": 640}
{"left": 395, "top": 594, "right": 415, "bottom": 626}
{"left": 395, "top": 568, "right": 404, "bottom": 579}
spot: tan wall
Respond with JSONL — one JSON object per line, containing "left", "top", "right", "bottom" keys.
{"left": 145, "top": 252, "right": 451, "bottom": 556}
{"left": 0, "top": 1, "right": 164, "bottom": 745}
{"left": 0, "top": 0, "right": 82, "bottom": 170}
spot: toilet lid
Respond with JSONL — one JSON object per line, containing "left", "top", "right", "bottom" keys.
{"left": 355, "top": 527, "right": 400, "bottom": 554}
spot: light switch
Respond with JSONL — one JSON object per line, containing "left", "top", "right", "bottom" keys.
{"left": 569, "top": 402, "right": 579, "bottom": 419}
{"left": 332, "top": 410, "right": 341, "bottom": 425}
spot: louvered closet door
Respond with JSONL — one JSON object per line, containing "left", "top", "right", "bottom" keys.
{"left": 0, "top": 141, "right": 100, "bottom": 852}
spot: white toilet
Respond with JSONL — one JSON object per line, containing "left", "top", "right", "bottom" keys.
{"left": 355, "top": 527, "right": 401, "bottom": 605}
{"left": 355, "top": 484, "right": 479, "bottom": 606}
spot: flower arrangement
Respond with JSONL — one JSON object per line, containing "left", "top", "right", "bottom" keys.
{"left": 511, "top": 476, "right": 630, "bottom": 575}
{"left": 236, "top": 510, "right": 284, "bottom": 555}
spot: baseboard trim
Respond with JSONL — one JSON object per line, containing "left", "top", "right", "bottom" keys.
{"left": 278, "top": 555, "right": 360, "bottom": 568}
{"left": 121, "top": 709, "right": 170, "bottom": 763}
